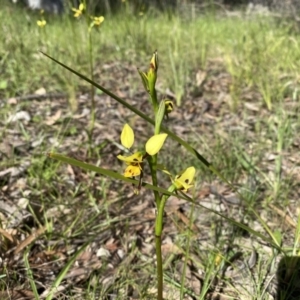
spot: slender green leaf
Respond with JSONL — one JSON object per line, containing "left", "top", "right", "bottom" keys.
{"left": 45, "top": 241, "right": 89, "bottom": 300}
{"left": 24, "top": 248, "right": 39, "bottom": 300}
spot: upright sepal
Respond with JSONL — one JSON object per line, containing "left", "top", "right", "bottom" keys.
{"left": 138, "top": 69, "right": 149, "bottom": 93}
{"left": 155, "top": 100, "right": 166, "bottom": 134}
{"left": 145, "top": 134, "right": 168, "bottom": 156}
{"left": 120, "top": 124, "right": 134, "bottom": 149}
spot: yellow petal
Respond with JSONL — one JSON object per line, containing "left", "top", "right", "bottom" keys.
{"left": 79, "top": 3, "right": 84, "bottom": 11}
{"left": 37, "top": 20, "right": 46, "bottom": 27}
{"left": 72, "top": 9, "right": 81, "bottom": 17}
{"left": 120, "top": 124, "right": 134, "bottom": 149}
{"left": 174, "top": 167, "right": 196, "bottom": 192}
{"left": 117, "top": 152, "right": 143, "bottom": 163}
{"left": 123, "top": 165, "right": 141, "bottom": 177}
{"left": 145, "top": 133, "right": 167, "bottom": 156}
{"left": 94, "top": 16, "right": 104, "bottom": 25}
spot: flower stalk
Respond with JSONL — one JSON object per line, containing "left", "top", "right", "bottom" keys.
{"left": 71, "top": 1, "right": 104, "bottom": 145}
{"left": 133, "top": 53, "right": 195, "bottom": 299}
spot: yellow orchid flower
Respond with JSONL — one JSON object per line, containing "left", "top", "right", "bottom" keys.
{"left": 72, "top": 3, "right": 84, "bottom": 18}
{"left": 89, "top": 16, "right": 105, "bottom": 31}
{"left": 174, "top": 167, "right": 196, "bottom": 192}
{"left": 117, "top": 152, "right": 143, "bottom": 177}
{"left": 37, "top": 20, "right": 46, "bottom": 27}
{"left": 93, "top": 16, "right": 104, "bottom": 26}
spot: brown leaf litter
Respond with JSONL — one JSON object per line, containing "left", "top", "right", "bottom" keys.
{"left": 0, "top": 59, "right": 300, "bottom": 299}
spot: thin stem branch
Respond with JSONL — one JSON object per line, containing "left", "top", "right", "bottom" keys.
{"left": 88, "top": 31, "right": 95, "bottom": 136}
{"left": 148, "top": 155, "right": 160, "bottom": 207}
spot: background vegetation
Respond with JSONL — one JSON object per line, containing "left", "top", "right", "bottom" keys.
{"left": 1, "top": 1, "right": 300, "bottom": 299}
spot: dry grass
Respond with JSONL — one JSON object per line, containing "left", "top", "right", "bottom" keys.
{"left": 1, "top": 2, "right": 300, "bottom": 299}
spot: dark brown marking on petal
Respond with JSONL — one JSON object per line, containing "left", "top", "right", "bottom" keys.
{"left": 167, "top": 103, "right": 173, "bottom": 110}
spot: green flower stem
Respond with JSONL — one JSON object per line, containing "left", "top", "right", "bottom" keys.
{"left": 147, "top": 155, "right": 160, "bottom": 207}
{"left": 155, "top": 185, "right": 176, "bottom": 236}
{"left": 148, "top": 60, "right": 164, "bottom": 300}
{"left": 155, "top": 234, "right": 163, "bottom": 300}
{"left": 155, "top": 185, "right": 176, "bottom": 300}
{"left": 148, "top": 77, "right": 160, "bottom": 204}
{"left": 88, "top": 31, "right": 96, "bottom": 136}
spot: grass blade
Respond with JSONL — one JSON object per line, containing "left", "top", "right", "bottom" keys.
{"left": 45, "top": 241, "right": 89, "bottom": 300}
